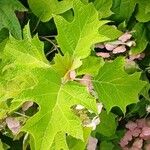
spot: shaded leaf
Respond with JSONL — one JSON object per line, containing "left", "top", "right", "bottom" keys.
{"left": 94, "top": 0, "right": 113, "bottom": 18}
{"left": 130, "top": 23, "right": 148, "bottom": 54}
{"left": 111, "top": 0, "right": 136, "bottom": 22}
{"left": 100, "top": 141, "right": 114, "bottom": 150}
{"left": 96, "top": 111, "right": 117, "bottom": 137}
{"left": 28, "top": 0, "right": 73, "bottom": 22}
{"left": 136, "top": 0, "right": 150, "bottom": 22}
{"left": 0, "top": 0, "right": 27, "bottom": 39}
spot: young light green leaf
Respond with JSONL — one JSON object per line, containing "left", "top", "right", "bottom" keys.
{"left": 52, "top": 53, "right": 82, "bottom": 77}
{"left": 94, "top": 0, "right": 113, "bottom": 18}
{"left": 0, "top": 0, "right": 27, "bottom": 39}
{"left": 0, "top": 25, "right": 50, "bottom": 108}
{"left": 2, "top": 26, "right": 97, "bottom": 150}
{"left": 51, "top": 132, "right": 69, "bottom": 150}
{"left": 11, "top": 72, "right": 97, "bottom": 150}
{"left": 93, "top": 57, "right": 145, "bottom": 113}
{"left": 4, "top": 27, "right": 49, "bottom": 69}
{"left": 54, "top": 0, "right": 110, "bottom": 59}
{"left": 28, "top": 0, "right": 73, "bottom": 22}
{"left": 67, "top": 128, "right": 92, "bottom": 150}
{"left": 130, "top": 23, "right": 148, "bottom": 54}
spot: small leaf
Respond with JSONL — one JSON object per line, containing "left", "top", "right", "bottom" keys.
{"left": 130, "top": 23, "right": 148, "bottom": 54}
{"left": 0, "top": 0, "right": 27, "bottom": 39}
{"left": 28, "top": 0, "right": 73, "bottom": 22}
{"left": 96, "top": 111, "right": 117, "bottom": 137}
{"left": 67, "top": 128, "right": 92, "bottom": 150}
{"left": 52, "top": 53, "right": 82, "bottom": 78}
{"left": 94, "top": 0, "right": 113, "bottom": 18}
{"left": 2, "top": 26, "right": 97, "bottom": 150}
{"left": 111, "top": 0, "right": 136, "bottom": 22}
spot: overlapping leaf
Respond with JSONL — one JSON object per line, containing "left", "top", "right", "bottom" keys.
{"left": 111, "top": 0, "right": 136, "bottom": 22}
{"left": 1, "top": 26, "right": 97, "bottom": 150}
{"left": 131, "top": 23, "right": 148, "bottom": 54}
{"left": 77, "top": 56, "right": 104, "bottom": 76}
{"left": 54, "top": 0, "right": 110, "bottom": 59}
{"left": 0, "top": 0, "right": 27, "bottom": 39}
{"left": 28, "top": 0, "right": 73, "bottom": 22}
{"left": 94, "top": 0, "right": 113, "bottom": 18}
{"left": 136, "top": 0, "right": 150, "bottom": 22}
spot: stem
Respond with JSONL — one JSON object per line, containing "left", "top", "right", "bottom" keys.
{"left": 74, "top": 78, "right": 91, "bottom": 82}
{"left": 14, "top": 112, "right": 29, "bottom": 118}
{"left": 40, "top": 36, "right": 59, "bottom": 51}
{"left": 46, "top": 47, "right": 57, "bottom": 57}
{"left": 42, "top": 35, "right": 56, "bottom": 38}
{"left": 32, "top": 18, "right": 40, "bottom": 33}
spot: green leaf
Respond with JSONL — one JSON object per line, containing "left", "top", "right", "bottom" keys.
{"left": 28, "top": 0, "right": 73, "bottom": 22}
{"left": 54, "top": 0, "right": 110, "bottom": 59}
{"left": 13, "top": 74, "right": 97, "bottom": 150}
{"left": 0, "top": 28, "right": 9, "bottom": 43}
{"left": 111, "top": 0, "right": 136, "bottom": 22}
{"left": 99, "top": 141, "right": 114, "bottom": 150}
{"left": 51, "top": 132, "right": 69, "bottom": 150}
{"left": 52, "top": 53, "right": 82, "bottom": 77}
{"left": 0, "top": 0, "right": 27, "bottom": 39}
{"left": 4, "top": 26, "right": 49, "bottom": 69}
{"left": 140, "top": 84, "right": 150, "bottom": 100}
{"left": 130, "top": 23, "right": 148, "bottom": 54}
{"left": 93, "top": 57, "right": 145, "bottom": 113}
{"left": 0, "top": 25, "right": 50, "bottom": 101}
{"left": 99, "top": 25, "right": 122, "bottom": 41}
{"left": 136, "top": 0, "right": 150, "bottom": 22}
{"left": 96, "top": 111, "right": 117, "bottom": 137}
{"left": 94, "top": 0, "right": 113, "bottom": 18}
{"left": 67, "top": 128, "right": 92, "bottom": 150}
{"left": 0, "top": 140, "right": 4, "bottom": 150}
{"left": 2, "top": 26, "right": 97, "bottom": 150}
{"left": 77, "top": 56, "right": 104, "bottom": 76}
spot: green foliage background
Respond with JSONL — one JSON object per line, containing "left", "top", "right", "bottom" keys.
{"left": 0, "top": 0, "right": 150, "bottom": 149}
